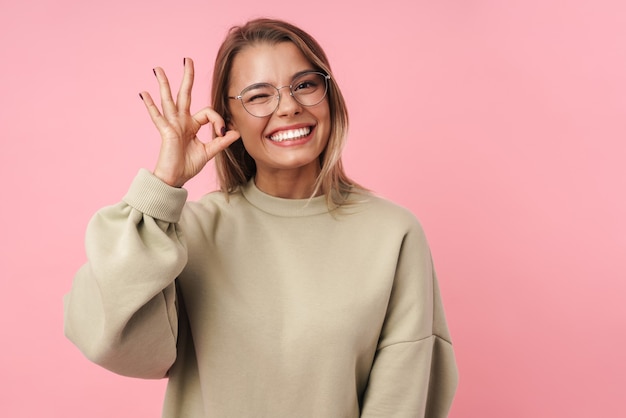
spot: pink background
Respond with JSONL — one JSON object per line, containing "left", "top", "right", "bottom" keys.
{"left": 1, "top": 0, "right": 624, "bottom": 416}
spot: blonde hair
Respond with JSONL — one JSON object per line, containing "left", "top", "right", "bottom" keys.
{"left": 211, "top": 18, "right": 364, "bottom": 207}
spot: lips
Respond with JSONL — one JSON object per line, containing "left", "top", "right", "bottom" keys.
{"left": 268, "top": 126, "right": 313, "bottom": 142}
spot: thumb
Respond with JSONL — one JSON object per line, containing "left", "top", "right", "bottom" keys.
{"left": 204, "top": 129, "right": 241, "bottom": 159}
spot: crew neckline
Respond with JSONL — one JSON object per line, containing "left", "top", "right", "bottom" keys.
{"left": 241, "top": 178, "right": 332, "bottom": 217}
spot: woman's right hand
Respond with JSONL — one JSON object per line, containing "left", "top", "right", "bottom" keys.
{"left": 139, "top": 58, "right": 240, "bottom": 187}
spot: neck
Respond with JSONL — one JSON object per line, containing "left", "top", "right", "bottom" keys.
{"left": 254, "top": 165, "right": 322, "bottom": 199}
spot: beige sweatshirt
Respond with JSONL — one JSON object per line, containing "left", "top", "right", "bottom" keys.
{"left": 64, "top": 169, "right": 458, "bottom": 417}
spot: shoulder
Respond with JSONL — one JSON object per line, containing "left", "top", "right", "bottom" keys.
{"left": 345, "top": 191, "right": 422, "bottom": 225}
{"left": 340, "top": 191, "right": 428, "bottom": 240}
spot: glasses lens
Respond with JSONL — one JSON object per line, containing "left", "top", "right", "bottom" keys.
{"left": 240, "top": 84, "right": 279, "bottom": 117}
{"left": 292, "top": 72, "right": 328, "bottom": 106}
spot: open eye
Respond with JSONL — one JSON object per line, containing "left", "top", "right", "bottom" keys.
{"left": 293, "top": 77, "right": 320, "bottom": 93}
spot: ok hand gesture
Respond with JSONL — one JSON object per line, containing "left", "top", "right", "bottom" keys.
{"left": 139, "top": 58, "right": 240, "bottom": 187}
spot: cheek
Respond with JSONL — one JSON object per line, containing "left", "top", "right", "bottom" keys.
{"left": 317, "top": 106, "right": 332, "bottom": 138}
{"left": 234, "top": 118, "right": 268, "bottom": 155}
{"left": 230, "top": 110, "right": 265, "bottom": 139}
{"left": 318, "top": 100, "right": 331, "bottom": 123}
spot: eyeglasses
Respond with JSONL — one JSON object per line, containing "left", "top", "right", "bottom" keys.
{"left": 227, "top": 71, "right": 330, "bottom": 118}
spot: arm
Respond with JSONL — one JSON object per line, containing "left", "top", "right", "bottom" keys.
{"left": 63, "top": 170, "right": 188, "bottom": 378}
{"left": 64, "top": 58, "right": 239, "bottom": 377}
{"left": 361, "top": 223, "right": 458, "bottom": 417}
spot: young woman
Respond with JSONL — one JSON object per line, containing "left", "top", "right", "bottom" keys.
{"left": 64, "top": 18, "right": 458, "bottom": 417}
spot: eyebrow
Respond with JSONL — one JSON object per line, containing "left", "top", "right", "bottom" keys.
{"left": 243, "top": 69, "right": 319, "bottom": 90}
{"left": 290, "top": 69, "right": 318, "bottom": 80}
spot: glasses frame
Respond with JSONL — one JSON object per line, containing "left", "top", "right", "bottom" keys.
{"left": 227, "top": 71, "right": 331, "bottom": 118}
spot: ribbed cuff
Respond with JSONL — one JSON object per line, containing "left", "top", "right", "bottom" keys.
{"left": 122, "top": 169, "right": 188, "bottom": 223}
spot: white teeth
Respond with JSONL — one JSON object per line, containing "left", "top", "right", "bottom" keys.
{"left": 269, "top": 127, "right": 311, "bottom": 142}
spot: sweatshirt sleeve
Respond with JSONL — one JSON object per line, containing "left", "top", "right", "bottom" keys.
{"left": 360, "top": 221, "right": 458, "bottom": 417}
{"left": 63, "top": 169, "right": 189, "bottom": 379}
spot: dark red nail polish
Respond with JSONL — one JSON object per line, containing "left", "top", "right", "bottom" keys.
{"left": 221, "top": 127, "right": 226, "bottom": 137}
{"left": 153, "top": 68, "right": 157, "bottom": 77}
{"left": 139, "top": 92, "right": 143, "bottom": 100}
{"left": 183, "top": 57, "right": 186, "bottom": 66}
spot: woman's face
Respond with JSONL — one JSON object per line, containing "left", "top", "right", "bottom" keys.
{"left": 227, "top": 42, "right": 331, "bottom": 183}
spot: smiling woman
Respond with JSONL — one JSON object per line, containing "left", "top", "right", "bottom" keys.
{"left": 63, "top": 17, "right": 458, "bottom": 418}
{"left": 226, "top": 42, "right": 332, "bottom": 198}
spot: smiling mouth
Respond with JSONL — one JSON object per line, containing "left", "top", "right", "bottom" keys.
{"left": 268, "top": 126, "right": 312, "bottom": 142}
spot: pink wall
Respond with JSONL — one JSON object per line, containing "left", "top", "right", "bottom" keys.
{"left": 1, "top": 0, "right": 624, "bottom": 416}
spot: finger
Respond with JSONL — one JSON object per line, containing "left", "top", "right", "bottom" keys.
{"left": 153, "top": 67, "right": 177, "bottom": 116}
{"left": 140, "top": 91, "right": 172, "bottom": 134}
{"left": 203, "top": 130, "right": 241, "bottom": 159}
{"left": 192, "top": 107, "right": 228, "bottom": 133}
{"left": 176, "top": 57, "right": 194, "bottom": 113}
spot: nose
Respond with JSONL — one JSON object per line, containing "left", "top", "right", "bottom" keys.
{"left": 275, "top": 85, "right": 302, "bottom": 116}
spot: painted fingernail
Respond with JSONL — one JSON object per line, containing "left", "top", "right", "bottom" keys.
{"left": 152, "top": 68, "right": 157, "bottom": 77}
{"left": 183, "top": 57, "right": 186, "bottom": 66}
{"left": 221, "top": 127, "right": 226, "bottom": 137}
{"left": 139, "top": 92, "right": 144, "bottom": 100}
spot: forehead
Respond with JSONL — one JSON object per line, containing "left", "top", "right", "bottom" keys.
{"left": 229, "top": 42, "right": 314, "bottom": 90}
